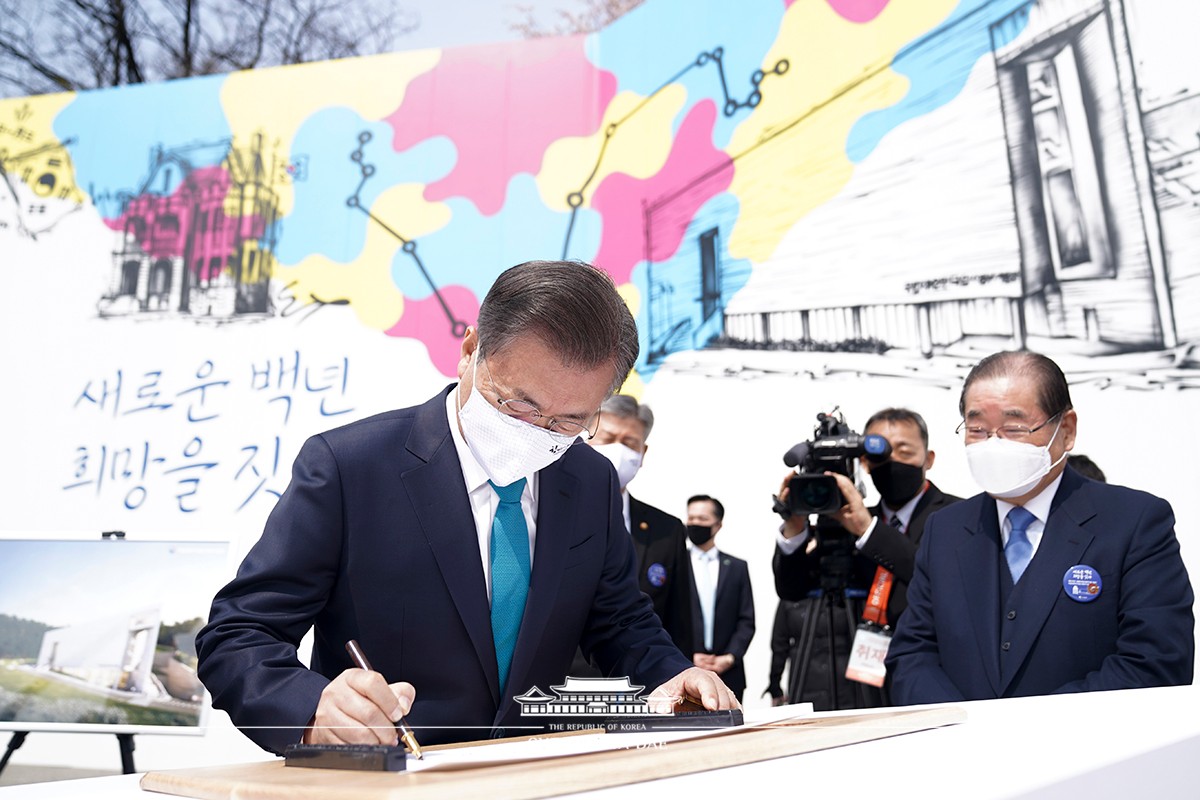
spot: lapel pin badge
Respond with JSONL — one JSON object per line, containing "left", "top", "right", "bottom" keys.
{"left": 1062, "top": 564, "right": 1102, "bottom": 603}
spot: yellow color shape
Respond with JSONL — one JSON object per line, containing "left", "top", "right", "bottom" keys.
{"left": 221, "top": 48, "right": 443, "bottom": 216}
{"left": 536, "top": 85, "right": 687, "bottom": 211}
{"left": 619, "top": 368, "right": 645, "bottom": 401}
{"left": 617, "top": 280, "right": 641, "bottom": 318}
{"left": 725, "top": 0, "right": 957, "bottom": 263}
{"left": 0, "top": 92, "right": 86, "bottom": 203}
{"left": 274, "top": 183, "right": 450, "bottom": 330}
{"left": 614, "top": 281, "right": 644, "bottom": 399}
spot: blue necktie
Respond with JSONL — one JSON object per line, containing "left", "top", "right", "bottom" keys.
{"left": 489, "top": 478, "right": 530, "bottom": 693}
{"left": 1006, "top": 506, "right": 1037, "bottom": 584}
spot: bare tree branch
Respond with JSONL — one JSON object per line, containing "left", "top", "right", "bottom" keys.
{"left": 509, "top": 0, "right": 644, "bottom": 38}
{"left": 0, "top": 0, "right": 419, "bottom": 98}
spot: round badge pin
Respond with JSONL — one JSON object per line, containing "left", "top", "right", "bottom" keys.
{"left": 1062, "top": 564, "right": 1102, "bottom": 603}
{"left": 647, "top": 563, "right": 667, "bottom": 588}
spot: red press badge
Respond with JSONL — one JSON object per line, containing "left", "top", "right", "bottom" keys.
{"left": 846, "top": 566, "right": 894, "bottom": 687}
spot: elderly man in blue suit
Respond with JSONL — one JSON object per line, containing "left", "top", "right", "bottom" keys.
{"left": 888, "top": 350, "right": 1193, "bottom": 703}
{"left": 196, "top": 260, "right": 737, "bottom": 753}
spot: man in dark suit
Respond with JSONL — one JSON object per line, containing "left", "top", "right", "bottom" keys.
{"left": 589, "top": 395, "right": 693, "bottom": 654}
{"left": 686, "top": 495, "right": 755, "bottom": 702}
{"left": 888, "top": 350, "right": 1194, "bottom": 704}
{"left": 773, "top": 408, "right": 959, "bottom": 709}
{"left": 196, "top": 261, "right": 737, "bottom": 754}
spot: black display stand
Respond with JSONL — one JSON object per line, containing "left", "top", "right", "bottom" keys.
{"left": 0, "top": 731, "right": 137, "bottom": 777}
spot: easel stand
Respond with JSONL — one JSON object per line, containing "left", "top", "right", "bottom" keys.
{"left": 0, "top": 731, "right": 137, "bottom": 777}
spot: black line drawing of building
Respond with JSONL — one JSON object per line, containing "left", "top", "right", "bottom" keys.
{"left": 514, "top": 677, "right": 653, "bottom": 717}
{"left": 633, "top": 0, "right": 1198, "bottom": 373}
{"left": 97, "top": 132, "right": 284, "bottom": 322}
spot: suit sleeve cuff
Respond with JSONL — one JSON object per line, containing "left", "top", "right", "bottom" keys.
{"left": 776, "top": 524, "right": 808, "bottom": 554}
{"left": 854, "top": 516, "right": 879, "bottom": 550}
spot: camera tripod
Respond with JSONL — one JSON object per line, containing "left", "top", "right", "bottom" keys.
{"left": 782, "top": 523, "right": 889, "bottom": 711}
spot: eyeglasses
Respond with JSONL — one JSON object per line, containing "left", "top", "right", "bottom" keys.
{"left": 479, "top": 356, "right": 600, "bottom": 444}
{"left": 956, "top": 410, "right": 1064, "bottom": 442}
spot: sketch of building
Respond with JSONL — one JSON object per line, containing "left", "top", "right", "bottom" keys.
{"left": 643, "top": 0, "right": 1197, "bottom": 362}
{"left": 98, "top": 132, "right": 284, "bottom": 322}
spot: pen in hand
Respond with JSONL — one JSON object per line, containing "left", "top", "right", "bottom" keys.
{"left": 345, "top": 639, "right": 424, "bottom": 759}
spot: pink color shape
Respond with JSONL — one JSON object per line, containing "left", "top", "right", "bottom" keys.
{"left": 823, "top": 0, "right": 890, "bottom": 23}
{"left": 386, "top": 37, "right": 617, "bottom": 216}
{"left": 589, "top": 100, "right": 733, "bottom": 284}
{"left": 106, "top": 166, "right": 269, "bottom": 282}
{"left": 385, "top": 285, "right": 481, "bottom": 377}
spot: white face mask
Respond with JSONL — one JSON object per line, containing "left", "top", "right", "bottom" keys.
{"left": 965, "top": 421, "right": 1067, "bottom": 499}
{"left": 457, "top": 354, "right": 574, "bottom": 487}
{"left": 591, "top": 442, "right": 643, "bottom": 489}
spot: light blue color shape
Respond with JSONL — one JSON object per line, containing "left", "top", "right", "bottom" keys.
{"left": 845, "top": 0, "right": 1033, "bottom": 163}
{"left": 54, "top": 76, "right": 231, "bottom": 217}
{"left": 389, "top": 173, "right": 600, "bottom": 300}
{"left": 587, "top": 0, "right": 786, "bottom": 149}
{"left": 277, "top": 107, "right": 456, "bottom": 265}
{"left": 629, "top": 191, "right": 750, "bottom": 379}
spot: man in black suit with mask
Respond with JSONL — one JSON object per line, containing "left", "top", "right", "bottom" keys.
{"left": 589, "top": 395, "right": 693, "bottom": 655}
{"left": 568, "top": 395, "right": 693, "bottom": 679}
{"left": 687, "top": 494, "right": 755, "bottom": 703}
{"left": 773, "top": 408, "right": 959, "bottom": 709}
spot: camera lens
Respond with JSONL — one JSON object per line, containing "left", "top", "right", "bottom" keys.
{"left": 800, "top": 480, "right": 834, "bottom": 509}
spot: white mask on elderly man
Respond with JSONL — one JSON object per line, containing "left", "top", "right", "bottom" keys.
{"left": 591, "top": 442, "right": 643, "bottom": 489}
{"left": 965, "top": 420, "right": 1067, "bottom": 499}
{"left": 457, "top": 354, "right": 574, "bottom": 487}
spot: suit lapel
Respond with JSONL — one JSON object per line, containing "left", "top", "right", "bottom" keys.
{"left": 909, "top": 485, "right": 946, "bottom": 541}
{"left": 1000, "top": 471, "right": 1096, "bottom": 693}
{"left": 628, "top": 495, "right": 649, "bottom": 567}
{"left": 714, "top": 554, "right": 729, "bottom": 605}
{"left": 958, "top": 498, "right": 1003, "bottom": 696}
{"left": 401, "top": 388, "right": 499, "bottom": 704}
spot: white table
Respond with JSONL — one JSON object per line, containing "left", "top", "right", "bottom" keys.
{"left": 2, "top": 685, "right": 1197, "bottom": 799}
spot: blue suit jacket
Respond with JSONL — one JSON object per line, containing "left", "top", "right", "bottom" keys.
{"left": 887, "top": 466, "right": 1194, "bottom": 704}
{"left": 196, "top": 387, "right": 691, "bottom": 753}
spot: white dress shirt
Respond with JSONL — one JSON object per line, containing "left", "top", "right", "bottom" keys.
{"left": 445, "top": 388, "right": 538, "bottom": 601}
{"left": 689, "top": 542, "right": 720, "bottom": 651}
{"left": 856, "top": 484, "right": 928, "bottom": 544}
{"left": 995, "top": 471, "right": 1065, "bottom": 560}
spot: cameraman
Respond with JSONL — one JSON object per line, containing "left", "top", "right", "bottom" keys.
{"left": 773, "top": 408, "right": 959, "bottom": 709}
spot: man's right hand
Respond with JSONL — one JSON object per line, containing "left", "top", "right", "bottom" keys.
{"left": 825, "top": 472, "right": 874, "bottom": 538}
{"left": 303, "top": 668, "right": 416, "bottom": 746}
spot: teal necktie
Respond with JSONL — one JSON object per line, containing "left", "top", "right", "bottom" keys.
{"left": 489, "top": 478, "right": 530, "bottom": 693}
{"left": 1006, "top": 506, "right": 1036, "bottom": 584}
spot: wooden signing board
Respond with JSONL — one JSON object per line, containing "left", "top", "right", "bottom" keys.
{"left": 140, "top": 707, "right": 965, "bottom": 799}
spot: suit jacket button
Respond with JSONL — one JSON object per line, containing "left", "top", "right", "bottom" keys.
{"left": 1007, "top": 610, "right": 1017, "bottom": 620}
{"left": 1001, "top": 641, "right": 1011, "bottom": 651}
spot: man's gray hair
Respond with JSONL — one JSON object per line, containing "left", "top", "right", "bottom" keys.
{"left": 600, "top": 394, "right": 655, "bottom": 439}
{"left": 476, "top": 260, "right": 639, "bottom": 394}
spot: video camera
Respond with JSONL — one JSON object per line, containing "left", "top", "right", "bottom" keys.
{"left": 776, "top": 408, "right": 891, "bottom": 516}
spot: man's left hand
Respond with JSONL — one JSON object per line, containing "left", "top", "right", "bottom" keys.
{"left": 646, "top": 667, "right": 740, "bottom": 713}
